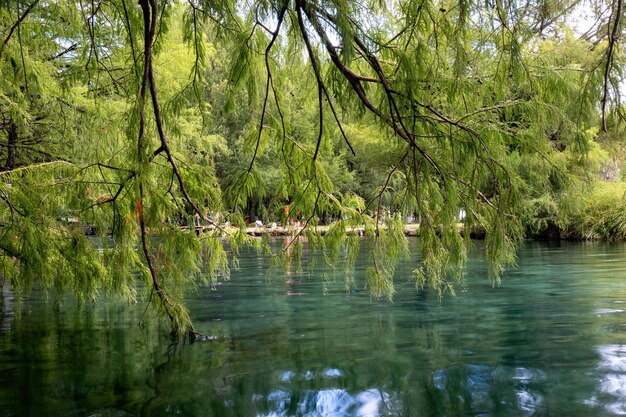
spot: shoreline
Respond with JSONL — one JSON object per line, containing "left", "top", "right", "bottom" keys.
{"left": 191, "top": 223, "right": 487, "bottom": 238}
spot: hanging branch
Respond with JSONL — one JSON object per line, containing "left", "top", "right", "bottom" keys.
{"left": 15, "top": 0, "right": 30, "bottom": 102}
{"left": 120, "top": 0, "right": 139, "bottom": 78}
{"left": 248, "top": 3, "right": 288, "bottom": 174}
{"left": 136, "top": 0, "right": 190, "bottom": 338}
{"left": 601, "top": 0, "right": 623, "bottom": 132}
{"left": 295, "top": 4, "right": 355, "bottom": 158}
{"left": 137, "top": 0, "right": 151, "bottom": 153}
{"left": 299, "top": 1, "right": 443, "bottom": 179}
{"left": 231, "top": 2, "right": 287, "bottom": 208}
{"left": 140, "top": 0, "right": 209, "bottom": 226}
{"left": 295, "top": 5, "right": 324, "bottom": 162}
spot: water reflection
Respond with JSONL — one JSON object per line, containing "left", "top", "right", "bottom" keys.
{"left": 254, "top": 387, "right": 394, "bottom": 417}
{"left": 250, "top": 364, "right": 550, "bottom": 416}
{"left": 255, "top": 368, "right": 398, "bottom": 417}
{"left": 588, "top": 345, "right": 626, "bottom": 415}
{"left": 431, "top": 364, "right": 545, "bottom": 416}
{"left": 1, "top": 240, "right": 626, "bottom": 416}
{"left": 0, "top": 285, "right": 14, "bottom": 332}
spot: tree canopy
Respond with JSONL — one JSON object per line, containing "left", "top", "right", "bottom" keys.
{"left": 0, "top": 0, "right": 624, "bottom": 339}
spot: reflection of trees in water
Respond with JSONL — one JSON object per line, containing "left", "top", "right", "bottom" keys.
{"left": 254, "top": 385, "right": 396, "bottom": 417}
{"left": 0, "top": 296, "right": 162, "bottom": 416}
{"left": 222, "top": 363, "right": 548, "bottom": 416}
{"left": 137, "top": 328, "right": 237, "bottom": 416}
{"left": 2, "top": 242, "right": 626, "bottom": 416}
{"left": 423, "top": 364, "right": 546, "bottom": 416}
{"left": 1, "top": 282, "right": 14, "bottom": 332}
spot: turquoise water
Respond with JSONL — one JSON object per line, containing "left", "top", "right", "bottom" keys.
{"left": 1, "top": 240, "right": 626, "bottom": 416}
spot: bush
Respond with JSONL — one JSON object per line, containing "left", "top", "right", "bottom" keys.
{"left": 558, "top": 182, "right": 626, "bottom": 240}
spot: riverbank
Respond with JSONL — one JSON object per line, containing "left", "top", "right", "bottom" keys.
{"left": 243, "top": 224, "right": 425, "bottom": 237}
{"left": 190, "top": 223, "right": 488, "bottom": 238}
{"left": 523, "top": 181, "right": 626, "bottom": 241}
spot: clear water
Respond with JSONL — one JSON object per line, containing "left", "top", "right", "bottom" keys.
{"left": 1, "top": 240, "right": 626, "bottom": 417}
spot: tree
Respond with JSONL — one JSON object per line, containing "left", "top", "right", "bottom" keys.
{"left": 0, "top": 0, "right": 624, "bottom": 340}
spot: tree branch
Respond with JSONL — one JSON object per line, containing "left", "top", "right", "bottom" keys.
{"left": 0, "top": 0, "right": 39, "bottom": 59}
{"left": 601, "top": 0, "right": 623, "bottom": 132}
{"left": 300, "top": 1, "right": 442, "bottom": 179}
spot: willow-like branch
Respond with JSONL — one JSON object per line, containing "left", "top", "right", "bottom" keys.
{"left": 230, "top": 2, "right": 287, "bottom": 209}
{"left": 247, "top": 3, "right": 287, "bottom": 174}
{"left": 601, "top": 0, "right": 623, "bottom": 132}
{"left": 136, "top": 0, "right": 194, "bottom": 339}
{"left": 295, "top": 4, "right": 355, "bottom": 158}
{"left": 300, "top": 1, "right": 443, "bottom": 179}
{"left": 0, "top": 0, "right": 39, "bottom": 59}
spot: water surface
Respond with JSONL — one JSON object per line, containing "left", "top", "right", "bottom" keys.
{"left": 1, "top": 240, "right": 626, "bottom": 416}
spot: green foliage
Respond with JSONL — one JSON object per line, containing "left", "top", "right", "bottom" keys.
{"left": 559, "top": 181, "right": 626, "bottom": 240}
{"left": 1, "top": 0, "right": 625, "bottom": 339}
{"left": 366, "top": 215, "right": 409, "bottom": 300}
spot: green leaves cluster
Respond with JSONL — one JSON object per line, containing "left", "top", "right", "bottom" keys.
{"left": 0, "top": 0, "right": 624, "bottom": 338}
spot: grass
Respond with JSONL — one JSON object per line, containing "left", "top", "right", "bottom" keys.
{"left": 559, "top": 181, "right": 626, "bottom": 240}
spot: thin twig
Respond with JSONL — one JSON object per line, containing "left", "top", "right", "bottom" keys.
{"left": 601, "top": 0, "right": 623, "bottom": 132}
{"left": 0, "top": 0, "right": 39, "bottom": 59}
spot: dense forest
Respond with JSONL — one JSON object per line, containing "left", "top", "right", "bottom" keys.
{"left": 0, "top": 0, "right": 624, "bottom": 339}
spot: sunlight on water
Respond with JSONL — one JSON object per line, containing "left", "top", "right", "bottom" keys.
{"left": 594, "top": 309, "right": 625, "bottom": 315}
{"left": 254, "top": 386, "right": 394, "bottom": 417}
{"left": 586, "top": 345, "right": 626, "bottom": 415}
{"left": 257, "top": 369, "right": 395, "bottom": 417}
{"left": 254, "top": 363, "right": 552, "bottom": 416}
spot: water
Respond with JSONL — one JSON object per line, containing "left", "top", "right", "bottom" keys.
{"left": 1, "top": 240, "right": 626, "bottom": 416}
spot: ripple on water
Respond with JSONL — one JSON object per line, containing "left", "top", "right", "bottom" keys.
{"left": 492, "top": 365, "right": 547, "bottom": 384}
{"left": 593, "top": 308, "right": 625, "bottom": 316}
{"left": 254, "top": 387, "right": 393, "bottom": 417}
{"left": 516, "top": 389, "right": 544, "bottom": 415}
{"left": 431, "top": 364, "right": 546, "bottom": 415}
{"left": 302, "top": 389, "right": 355, "bottom": 416}
{"left": 597, "top": 345, "right": 626, "bottom": 372}
{"left": 585, "top": 345, "right": 626, "bottom": 415}
{"left": 86, "top": 410, "right": 135, "bottom": 417}
{"left": 276, "top": 368, "right": 343, "bottom": 383}
{"left": 322, "top": 368, "right": 343, "bottom": 378}
{"left": 278, "top": 370, "right": 295, "bottom": 382}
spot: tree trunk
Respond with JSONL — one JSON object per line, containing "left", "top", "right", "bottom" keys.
{"left": 5, "top": 121, "right": 17, "bottom": 170}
